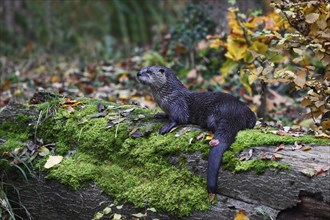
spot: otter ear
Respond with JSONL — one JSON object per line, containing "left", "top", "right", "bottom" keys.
{"left": 159, "top": 68, "right": 165, "bottom": 74}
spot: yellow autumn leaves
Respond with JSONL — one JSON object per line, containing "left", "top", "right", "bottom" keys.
{"left": 209, "top": 2, "right": 329, "bottom": 129}
{"left": 210, "top": 8, "right": 286, "bottom": 63}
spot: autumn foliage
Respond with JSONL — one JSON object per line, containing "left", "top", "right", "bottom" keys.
{"left": 208, "top": 1, "right": 329, "bottom": 132}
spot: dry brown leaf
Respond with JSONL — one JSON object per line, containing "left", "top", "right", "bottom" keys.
{"left": 315, "top": 165, "right": 330, "bottom": 177}
{"left": 275, "top": 144, "right": 285, "bottom": 152}
{"left": 315, "top": 133, "right": 330, "bottom": 139}
{"left": 272, "top": 153, "right": 283, "bottom": 160}
{"left": 305, "top": 13, "right": 319, "bottom": 24}
{"left": 196, "top": 132, "right": 207, "bottom": 141}
{"left": 294, "top": 71, "right": 306, "bottom": 88}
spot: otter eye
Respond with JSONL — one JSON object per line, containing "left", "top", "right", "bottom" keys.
{"left": 159, "top": 69, "right": 165, "bottom": 74}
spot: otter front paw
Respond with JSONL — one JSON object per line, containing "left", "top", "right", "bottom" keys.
{"left": 154, "top": 112, "right": 168, "bottom": 119}
{"left": 159, "top": 121, "right": 177, "bottom": 134}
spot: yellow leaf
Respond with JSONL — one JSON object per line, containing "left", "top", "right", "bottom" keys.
{"left": 205, "top": 133, "right": 213, "bottom": 141}
{"left": 220, "top": 59, "right": 239, "bottom": 83}
{"left": 240, "top": 72, "right": 252, "bottom": 96}
{"left": 228, "top": 8, "right": 244, "bottom": 35}
{"left": 321, "top": 119, "right": 330, "bottom": 131}
{"left": 210, "top": 38, "right": 226, "bottom": 49}
{"left": 302, "top": 146, "right": 312, "bottom": 151}
{"left": 248, "top": 74, "right": 258, "bottom": 84}
{"left": 315, "top": 133, "right": 330, "bottom": 139}
{"left": 226, "top": 36, "right": 248, "bottom": 61}
{"left": 234, "top": 210, "right": 249, "bottom": 220}
{"left": 250, "top": 41, "right": 268, "bottom": 55}
{"left": 305, "top": 13, "right": 319, "bottom": 24}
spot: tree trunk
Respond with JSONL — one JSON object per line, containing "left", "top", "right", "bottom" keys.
{"left": 1, "top": 92, "right": 329, "bottom": 220}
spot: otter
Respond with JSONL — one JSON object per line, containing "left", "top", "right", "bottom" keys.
{"left": 137, "top": 66, "right": 256, "bottom": 197}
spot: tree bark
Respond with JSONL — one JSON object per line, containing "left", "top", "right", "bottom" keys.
{"left": 1, "top": 93, "right": 329, "bottom": 220}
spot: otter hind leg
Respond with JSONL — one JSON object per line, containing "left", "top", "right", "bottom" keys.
{"left": 207, "top": 128, "right": 237, "bottom": 195}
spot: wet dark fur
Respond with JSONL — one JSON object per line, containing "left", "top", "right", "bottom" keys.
{"left": 137, "top": 66, "right": 256, "bottom": 193}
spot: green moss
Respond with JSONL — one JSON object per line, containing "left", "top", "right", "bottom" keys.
{"left": 47, "top": 154, "right": 98, "bottom": 189}
{"left": 233, "top": 129, "right": 329, "bottom": 152}
{"left": 0, "top": 120, "right": 30, "bottom": 152}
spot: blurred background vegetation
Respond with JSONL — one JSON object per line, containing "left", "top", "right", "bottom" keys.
{"left": 1, "top": 0, "right": 328, "bottom": 128}
{"left": 0, "top": 0, "right": 185, "bottom": 59}
{"left": 0, "top": 0, "right": 266, "bottom": 60}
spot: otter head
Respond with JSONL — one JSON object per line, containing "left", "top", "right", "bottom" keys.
{"left": 137, "top": 66, "right": 168, "bottom": 88}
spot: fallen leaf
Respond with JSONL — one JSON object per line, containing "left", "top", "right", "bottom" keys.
{"left": 277, "top": 130, "right": 290, "bottom": 136}
{"left": 283, "top": 126, "right": 290, "bottom": 132}
{"left": 275, "top": 144, "right": 285, "bottom": 152}
{"left": 205, "top": 133, "right": 213, "bottom": 141}
{"left": 294, "top": 71, "right": 306, "bottom": 88}
{"left": 301, "top": 146, "right": 312, "bottom": 151}
{"left": 300, "top": 168, "right": 316, "bottom": 177}
{"left": 175, "top": 127, "right": 190, "bottom": 137}
{"left": 44, "top": 155, "right": 63, "bottom": 169}
{"left": 208, "top": 193, "right": 216, "bottom": 202}
{"left": 239, "top": 149, "right": 253, "bottom": 161}
{"left": 132, "top": 213, "right": 145, "bottom": 218}
{"left": 315, "top": 165, "right": 330, "bottom": 177}
{"left": 113, "top": 213, "right": 122, "bottom": 220}
{"left": 66, "top": 106, "right": 75, "bottom": 113}
{"left": 103, "top": 207, "right": 112, "bottom": 214}
{"left": 272, "top": 153, "right": 283, "bottom": 160}
{"left": 305, "top": 13, "right": 319, "bottom": 24}
{"left": 116, "top": 205, "right": 123, "bottom": 210}
{"left": 234, "top": 210, "right": 249, "bottom": 220}
{"left": 258, "top": 152, "right": 273, "bottom": 160}
{"left": 88, "top": 112, "right": 108, "bottom": 118}
{"left": 97, "top": 102, "right": 106, "bottom": 112}
{"left": 187, "top": 68, "right": 198, "bottom": 79}
{"left": 315, "top": 133, "right": 330, "bottom": 139}
{"left": 38, "top": 146, "right": 50, "bottom": 157}
{"left": 147, "top": 207, "right": 156, "bottom": 212}
{"left": 133, "top": 114, "right": 145, "bottom": 121}
{"left": 196, "top": 132, "right": 207, "bottom": 140}
{"left": 93, "top": 212, "right": 103, "bottom": 220}
{"left": 122, "top": 107, "right": 135, "bottom": 113}
{"left": 292, "top": 141, "right": 303, "bottom": 151}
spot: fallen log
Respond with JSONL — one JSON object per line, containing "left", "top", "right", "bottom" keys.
{"left": 1, "top": 92, "right": 329, "bottom": 219}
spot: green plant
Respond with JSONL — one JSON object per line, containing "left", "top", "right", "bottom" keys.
{"left": 0, "top": 163, "right": 33, "bottom": 220}
{"left": 167, "top": 5, "right": 215, "bottom": 67}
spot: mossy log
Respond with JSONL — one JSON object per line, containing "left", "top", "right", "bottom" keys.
{"left": 1, "top": 92, "right": 329, "bottom": 220}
